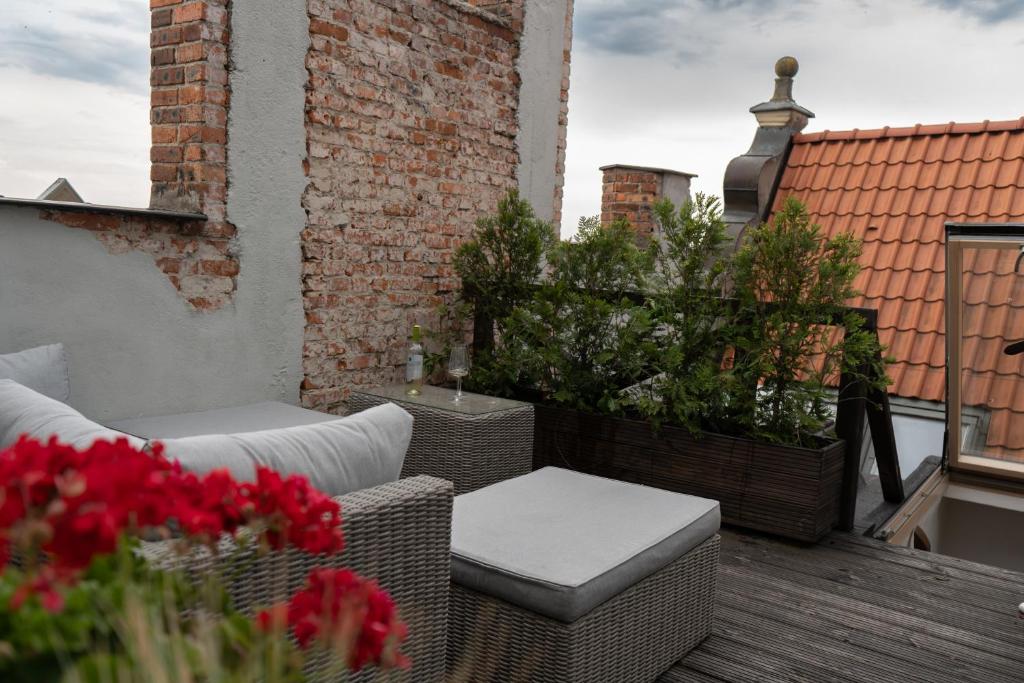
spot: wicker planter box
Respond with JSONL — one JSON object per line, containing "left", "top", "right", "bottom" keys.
{"left": 533, "top": 404, "right": 846, "bottom": 542}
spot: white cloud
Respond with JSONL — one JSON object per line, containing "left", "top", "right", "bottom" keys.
{"left": 0, "top": 0, "right": 149, "bottom": 206}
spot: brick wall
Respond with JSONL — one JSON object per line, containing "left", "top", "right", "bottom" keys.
{"left": 600, "top": 164, "right": 693, "bottom": 243}
{"left": 300, "top": 0, "right": 521, "bottom": 411}
{"left": 39, "top": 209, "right": 235, "bottom": 309}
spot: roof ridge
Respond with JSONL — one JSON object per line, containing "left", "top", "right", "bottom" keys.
{"left": 794, "top": 117, "right": 1024, "bottom": 143}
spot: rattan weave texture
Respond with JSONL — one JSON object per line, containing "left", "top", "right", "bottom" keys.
{"left": 145, "top": 475, "right": 454, "bottom": 683}
{"left": 349, "top": 391, "right": 533, "bottom": 495}
{"left": 446, "top": 534, "right": 720, "bottom": 683}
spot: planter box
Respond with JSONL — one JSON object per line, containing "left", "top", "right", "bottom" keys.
{"left": 533, "top": 404, "right": 846, "bottom": 542}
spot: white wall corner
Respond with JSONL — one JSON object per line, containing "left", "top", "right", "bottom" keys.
{"left": 515, "top": 0, "right": 569, "bottom": 224}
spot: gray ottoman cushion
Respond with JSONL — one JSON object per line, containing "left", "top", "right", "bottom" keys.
{"left": 451, "top": 467, "right": 720, "bottom": 623}
{"left": 108, "top": 401, "right": 336, "bottom": 439}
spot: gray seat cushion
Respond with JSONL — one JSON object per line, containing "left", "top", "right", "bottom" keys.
{"left": 0, "top": 344, "right": 70, "bottom": 403}
{"left": 0, "top": 379, "right": 145, "bottom": 450}
{"left": 156, "top": 403, "right": 413, "bottom": 498}
{"left": 451, "top": 467, "right": 720, "bottom": 623}
{"left": 107, "top": 401, "right": 336, "bottom": 439}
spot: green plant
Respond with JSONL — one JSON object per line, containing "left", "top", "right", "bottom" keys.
{"left": 727, "top": 196, "right": 889, "bottom": 445}
{"left": 630, "top": 194, "right": 734, "bottom": 432}
{"left": 516, "top": 215, "right": 655, "bottom": 414}
{"left": 454, "top": 189, "right": 555, "bottom": 397}
{"left": 455, "top": 189, "right": 555, "bottom": 346}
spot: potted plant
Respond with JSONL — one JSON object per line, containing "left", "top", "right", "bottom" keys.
{"left": 458, "top": 192, "right": 887, "bottom": 542}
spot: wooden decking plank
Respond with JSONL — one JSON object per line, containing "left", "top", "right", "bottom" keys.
{"left": 719, "top": 536, "right": 1022, "bottom": 644}
{"left": 827, "top": 533, "right": 1024, "bottom": 590}
{"left": 709, "top": 609, "right": 939, "bottom": 683}
{"left": 681, "top": 636, "right": 843, "bottom": 683}
{"left": 658, "top": 666, "right": 731, "bottom": 683}
{"left": 716, "top": 560, "right": 1024, "bottom": 666}
{"left": 669, "top": 530, "right": 1023, "bottom": 681}
{"left": 724, "top": 531, "right": 1020, "bottom": 617}
{"left": 713, "top": 576, "right": 1024, "bottom": 682}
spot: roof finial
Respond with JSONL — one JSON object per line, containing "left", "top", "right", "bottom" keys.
{"left": 750, "top": 55, "right": 813, "bottom": 130}
{"left": 771, "top": 56, "right": 799, "bottom": 102}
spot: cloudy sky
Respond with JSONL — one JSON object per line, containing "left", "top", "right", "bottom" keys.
{"left": 1, "top": 0, "right": 1023, "bottom": 233}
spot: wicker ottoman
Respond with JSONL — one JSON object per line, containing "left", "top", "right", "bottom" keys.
{"left": 447, "top": 467, "right": 720, "bottom": 683}
{"left": 348, "top": 385, "right": 533, "bottom": 495}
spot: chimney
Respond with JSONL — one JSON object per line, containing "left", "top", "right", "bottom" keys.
{"left": 600, "top": 164, "right": 696, "bottom": 244}
{"left": 723, "top": 56, "right": 814, "bottom": 243}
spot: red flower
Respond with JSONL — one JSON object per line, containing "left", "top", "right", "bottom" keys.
{"left": 240, "top": 467, "right": 344, "bottom": 556}
{"left": 0, "top": 436, "right": 345, "bottom": 594}
{"left": 256, "top": 568, "right": 408, "bottom": 671}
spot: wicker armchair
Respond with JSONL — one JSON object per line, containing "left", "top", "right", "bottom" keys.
{"left": 144, "top": 475, "right": 454, "bottom": 682}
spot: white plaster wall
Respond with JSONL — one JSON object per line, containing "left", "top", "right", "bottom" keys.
{"left": 516, "top": 0, "right": 568, "bottom": 223}
{"left": 0, "top": 0, "right": 309, "bottom": 422}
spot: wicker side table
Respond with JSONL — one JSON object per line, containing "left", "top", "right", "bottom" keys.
{"left": 349, "top": 385, "right": 534, "bottom": 495}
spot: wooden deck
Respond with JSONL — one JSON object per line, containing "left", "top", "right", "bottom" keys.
{"left": 664, "top": 529, "right": 1024, "bottom": 683}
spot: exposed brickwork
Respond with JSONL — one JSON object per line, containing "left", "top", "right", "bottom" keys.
{"left": 39, "top": 209, "right": 235, "bottom": 309}
{"left": 301, "top": 0, "right": 521, "bottom": 411}
{"left": 600, "top": 164, "right": 693, "bottom": 244}
{"left": 150, "top": 0, "right": 231, "bottom": 220}
{"left": 600, "top": 166, "right": 663, "bottom": 240}
{"left": 147, "top": 0, "right": 237, "bottom": 309}
{"left": 552, "top": 0, "right": 573, "bottom": 230}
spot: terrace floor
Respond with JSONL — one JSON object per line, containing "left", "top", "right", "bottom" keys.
{"left": 664, "top": 529, "right": 1024, "bottom": 683}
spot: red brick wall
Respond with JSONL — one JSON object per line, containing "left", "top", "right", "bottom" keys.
{"left": 601, "top": 166, "right": 663, "bottom": 240}
{"left": 300, "top": 0, "right": 520, "bottom": 411}
{"left": 150, "top": 0, "right": 230, "bottom": 221}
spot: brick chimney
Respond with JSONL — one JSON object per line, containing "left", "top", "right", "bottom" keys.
{"left": 600, "top": 164, "right": 695, "bottom": 243}
{"left": 150, "top": 0, "right": 232, "bottom": 236}
{"left": 722, "top": 56, "right": 814, "bottom": 243}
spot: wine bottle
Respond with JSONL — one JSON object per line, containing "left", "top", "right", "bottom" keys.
{"left": 406, "top": 324, "right": 424, "bottom": 396}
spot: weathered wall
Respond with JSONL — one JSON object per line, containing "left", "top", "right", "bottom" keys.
{"left": 0, "top": 0, "right": 309, "bottom": 421}
{"left": 1, "top": 0, "right": 573, "bottom": 419}
{"left": 300, "top": 0, "right": 522, "bottom": 411}
{"left": 515, "top": 0, "right": 571, "bottom": 227}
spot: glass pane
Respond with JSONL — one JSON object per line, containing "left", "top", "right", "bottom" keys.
{"left": 959, "top": 244, "right": 1024, "bottom": 464}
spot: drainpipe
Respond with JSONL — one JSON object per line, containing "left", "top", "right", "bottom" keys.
{"left": 723, "top": 56, "right": 815, "bottom": 246}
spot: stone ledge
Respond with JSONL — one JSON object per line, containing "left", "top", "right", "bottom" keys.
{"left": 599, "top": 164, "right": 698, "bottom": 178}
{"left": 0, "top": 197, "right": 206, "bottom": 222}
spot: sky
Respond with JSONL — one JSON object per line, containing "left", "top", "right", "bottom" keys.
{"left": 1, "top": 0, "right": 1023, "bottom": 232}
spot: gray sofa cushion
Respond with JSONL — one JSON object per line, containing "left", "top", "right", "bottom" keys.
{"left": 0, "top": 379, "right": 145, "bottom": 450}
{"left": 451, "top": 467, "right": 720, "bottom": 623}
{"left": 108, "top": 401, "right": 336, "bottom": 439}
{"left": 157, "top": 403, "right": 413, "bottom": 497}
{"left": 0, "top": 344, "right": 70, "bottom": 403}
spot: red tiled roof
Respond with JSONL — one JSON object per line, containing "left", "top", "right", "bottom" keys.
{"left": 771, "top": 118, "right": 1024, "bottom": 457}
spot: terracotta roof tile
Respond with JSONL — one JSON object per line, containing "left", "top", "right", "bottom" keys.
{"left": 772, "top": 118, "right": 1024, "bottom": 457}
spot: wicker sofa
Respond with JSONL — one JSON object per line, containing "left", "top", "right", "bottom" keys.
{"left": 145, "top": 475, "right": 454, "bottom": 683}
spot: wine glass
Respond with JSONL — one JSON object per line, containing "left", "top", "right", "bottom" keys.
{"left": 448, "top": 344, "right": 470, "bottom": 402}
